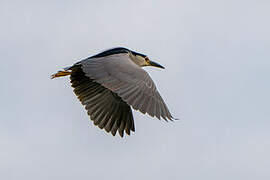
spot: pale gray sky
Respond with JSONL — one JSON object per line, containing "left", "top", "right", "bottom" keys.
{"left": 1, "top": 0, "right": 270, "bottom": 179}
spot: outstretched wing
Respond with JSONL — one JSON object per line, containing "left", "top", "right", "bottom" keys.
{"left": 77, "top": 53, "right": 173, "bottom": 121}
{"left": 70, "top": 66, "right": 135, "bottom": 137}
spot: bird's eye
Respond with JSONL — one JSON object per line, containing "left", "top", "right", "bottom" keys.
{"left": 145, "top": 57, "right": 150, "bottom": 62}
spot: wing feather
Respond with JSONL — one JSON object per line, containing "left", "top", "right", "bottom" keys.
{"left": 78, "top": 53, "right": 173, "bottom": 121}
{"left": 70, "top": 66, "right": 135, "bottom": 137}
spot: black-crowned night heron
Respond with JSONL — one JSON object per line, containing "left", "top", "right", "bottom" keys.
{"left": 51, "top": 47, "right": 174, "bottom": 137}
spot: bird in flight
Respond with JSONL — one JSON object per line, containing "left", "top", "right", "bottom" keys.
{"left": 51, "top": 47, "right": 174, "bottom": 137}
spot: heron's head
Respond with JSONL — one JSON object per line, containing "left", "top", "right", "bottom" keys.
{"left": 129, "top": 50, "right": 165, "bottom": 69}
{"left": 92, "top": 47, "right": 165, "bottom": 69}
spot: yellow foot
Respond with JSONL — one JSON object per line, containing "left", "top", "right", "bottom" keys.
{"left": 51, "top": 70, "right": 72, "bottom": 79}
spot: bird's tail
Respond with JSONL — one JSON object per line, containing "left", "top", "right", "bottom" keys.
{"left": 51, "top": 70, "right": 72, "bottom": 79}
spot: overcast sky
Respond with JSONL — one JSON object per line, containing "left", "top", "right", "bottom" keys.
{"left": 1, "top": 0, "right": 270, "bottom": 179}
